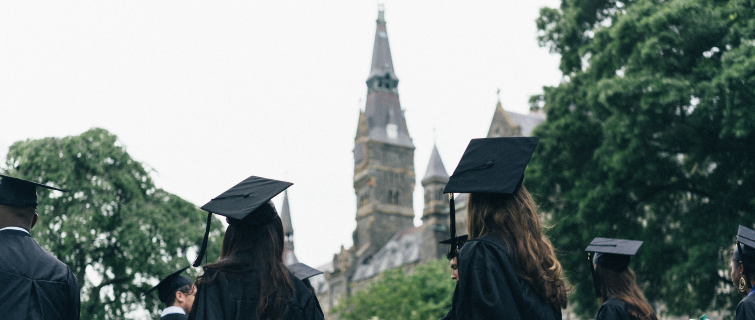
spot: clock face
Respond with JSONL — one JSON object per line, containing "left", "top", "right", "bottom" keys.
{"left": 379, "top": 31, "right": 387, "bottom": 39}
{"left": 386, "top": 124, "right": 398, "bottom": 139}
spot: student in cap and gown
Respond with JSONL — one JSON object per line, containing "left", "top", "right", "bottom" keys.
{"left": 585, "top": 237, "right": 657, "bottom": 320}
{"left": 0, "top": 175, "right": 80, "bottom": 320}
{"left": 145, "top": 266, "right": 195, "bottom": 320}
{"left": 441, "top": 137, "right": 567, "bottom": 320}
{"left": 732, "top": 226, "right": 755, "bottom": 320}
{"left": 439, "top": 235, "right": 468, "bottom": 282}
{"left": 187, "top": 176, "right": 324, "bottom": 320}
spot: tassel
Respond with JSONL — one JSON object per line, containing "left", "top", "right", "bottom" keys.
{"left": 192, "top": 212, "right": 213, "bottom": 267}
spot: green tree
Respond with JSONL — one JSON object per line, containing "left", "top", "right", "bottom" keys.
{"left": 529, "top": 0, "right": 755, "bottom": 317}
{"left": 2, "top": 128, "right": 225, "bottom": 319}
{"left": 332, "top": 259, "right": 456, "bottom": 320}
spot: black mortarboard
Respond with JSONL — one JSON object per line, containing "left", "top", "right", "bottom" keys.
{"left": 585, "top": 237, "right": 643, "bottom": 297}
{"left": 439, "top": 235, "right": 468, "bottom": 260}
{"left": 736, "top": 226, "right": 755, "bottom": 276}
{"left": 145, "top": 266, "right": 193, "bottom": 304}
{"left": 288, "top": 263, "right": 323, "bottom": 281}
{"left": 737, "top": 226, "right": 755, "bottom": 251}
{"left": 441, "top": 137, "right": 539, "bottom": 260}
{"left": 0, "top": 175, "right": 66, "bottom": 208}
{"left": 192, "top": 176, "right": 292, "bottom": 267}
{"left": 443, "top": 137, "right": 538, "bottom": 194}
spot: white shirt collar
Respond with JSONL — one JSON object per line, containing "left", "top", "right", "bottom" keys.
{"left": 161, "top": 306, "right": 186, "bottom": 317}
{"left": 0, "top": 226, "right": 30, "bottom": 235}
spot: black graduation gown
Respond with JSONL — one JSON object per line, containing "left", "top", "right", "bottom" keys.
{"left": 596, "top": 298, "right": 658, "bottom": 320}
{"left": 442, "top": 235, "right": 560, "bottom": 320}
{"left": 160, "top": 313, "right": 189, "bottom": 320}
{"left": 736, "top": 293, "right": 755, "bottom": 320}
{"left": 0, "top": 229, "right": 80, "bottom": 320}
{"left": 187, "top": 269, "right": 324, "bottom": 320}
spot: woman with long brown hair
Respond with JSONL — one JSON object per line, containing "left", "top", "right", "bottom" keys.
{"left": 187, "top": 176, "right": 323, "bottom": 320}
{"left": 731, "top": 225, "right": 755, "bottom": 320}
{"left": 585, "top": 238, "right": 657, "bottom": 320}
{"left": 442, "top": 137, "right": 568, "bottom": 320}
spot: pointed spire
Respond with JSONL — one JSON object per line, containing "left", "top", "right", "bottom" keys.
{"left": 368, "top": 8, "right": 398, "bottom": 83}
{"left": 281, "top": 190, "right": 293, "bottom": 236}
{"left": 360, "top": 8, "right": 413, "bottom": 148}
{"left": 422, "top": 145, "right": 449, "bottom": 183}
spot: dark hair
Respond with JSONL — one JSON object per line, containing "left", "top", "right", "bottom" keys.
{"left": 466, "top": 186, "right": 569, "bottom": 310}
{"left": 594, "top": 266, "right": 655, "bottom": 320}
{"left": 197, "top": 216, "right": 293, "bottom": 320}
{"left": 732, "top": 245, "right": 755, "bottom": 285}
{"left": 164, "top": 284, "right": 193, "bottom": 306}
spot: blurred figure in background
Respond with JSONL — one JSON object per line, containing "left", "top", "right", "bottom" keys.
{"left": 440, "top": 235, "right": 468, "bottom": 282}
{"left": 732, "top": 226, "right": 755, "bottom": 320}
{"left": 146, "top": 266, "right": 195, "bottom": 320}
{"left": 585, "top": 238, "right": 657, "bottom": 320}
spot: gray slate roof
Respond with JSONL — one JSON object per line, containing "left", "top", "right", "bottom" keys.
{"left": 352, "top": 227, "right": 421, "bottom": 282}
{"left": 507, "top": 111, "right": 545, "bottom": 137}
{"left": 364, "top": 92, "right": 413, "bottom": 147}
{"left": 422, "top": 145, "right": 449, "bottom": 183}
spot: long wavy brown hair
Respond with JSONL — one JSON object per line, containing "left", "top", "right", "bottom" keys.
{"left": 594, "top": 266, "right": 655, "bottom": 320}
{"left": 197, "top": 216, "right": 293, "bottom": 320}
{"left": 466, "top": 185, "right": 568, "bottom": 310}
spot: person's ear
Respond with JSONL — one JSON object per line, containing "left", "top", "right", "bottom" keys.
{"left": 31, "top": 213, "right": 38, "bottom": 229}
{"left": 175, "top": 291, "right": 185, "bottom": 304}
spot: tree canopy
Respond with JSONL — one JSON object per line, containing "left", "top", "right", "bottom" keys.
{"left": 528, "top": 0, "right": 755, "bottom": 317}
{"left": 332, "top": 259, "right": 456, "bottom": 320}
{"left": 2, "top": 128, "right": 225, "bottom": 319}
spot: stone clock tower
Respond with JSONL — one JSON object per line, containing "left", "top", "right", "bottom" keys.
{"left": 352, "top": 8, "right": 415, "bottom": 263}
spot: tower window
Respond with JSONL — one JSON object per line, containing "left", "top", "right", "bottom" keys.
{"left": 388, "top": 190, "right": 399, "bottom": 204}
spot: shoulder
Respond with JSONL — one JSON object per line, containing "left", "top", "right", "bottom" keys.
{"left": 459, "top": 235, "right": 510, "bottom": 255}
{"left": 287, "top": 271, "right": 317, "bottom": 306}
{"left": 597, "top": 299, "right": 629, "bottom": 320}
{"left": 0, "top": 230, "right": 70, "bottom": 281}
{"left": 736, "top": 294, "right": 755, "bottom": 319}
{"left": 286, "top": 271, "right": 325, "bottom": 319}
{"left": 458, "top": 235, "right": 513, "bottom": 266}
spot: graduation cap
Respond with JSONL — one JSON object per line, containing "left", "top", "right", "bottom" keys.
{"left": 736, "top": 226, "right": 755, "bottom": 274}
{"left": 441, "top": 137, "right": 539, "bottom": 259}
{"left": 0, "top": 175, "right": 66, "bottom": 208}
{"left": 288, "top": 263, "right": 323, "bottom": 281}
{"left": 584, "top": 237, "right": 643, "bottom": 298}
{"left": 192, "top": 176, "right": 292, "bottom": 267}
{"left": 439, "top": 235, "right": 468, "bottom": 260}
{"left": 145, "top": 266, "right": 193, "bottom": 304}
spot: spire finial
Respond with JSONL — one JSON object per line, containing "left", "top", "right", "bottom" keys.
{"left": 497, "top": 88, "right": 501, "bottom": 102}
{"left": 377, "top": 4, "right": 385, "bottom": 23}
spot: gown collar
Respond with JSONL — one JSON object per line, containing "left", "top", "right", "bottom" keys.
{"left": 0, "top": 226, "right": 30, "bottom": 235}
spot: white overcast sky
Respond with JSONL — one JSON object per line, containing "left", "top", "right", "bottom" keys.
{"left": 0, "top": 1, "right": 562, "bottom": 268}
